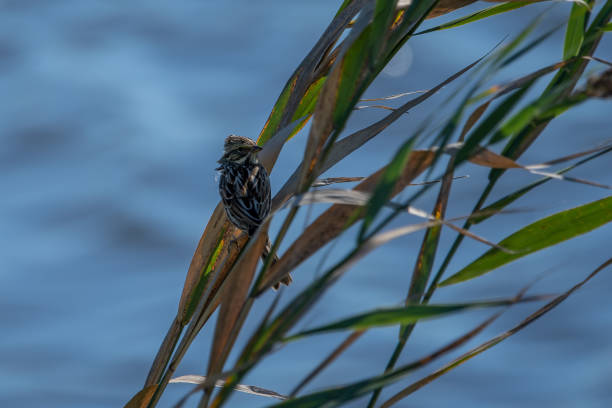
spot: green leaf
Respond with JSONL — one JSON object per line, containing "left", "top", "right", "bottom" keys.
{"left": 285, "top": 77, "right": 326, "bottom": 140}
{"left": 292, "top": 78, "right": 325, "bottom": 122}
{"left": 284, "top": 300, "right": 526, "bottom": 342}
{"left": 458, "top": 83, "right": 533, "bottom": 165}
{"left": 564, "top": 3, "right": 588, "bottom": 60}
{"left": 602, "top": 22, "right": 612, "bottom": 31}
{"left": 337, "top": 0, "right": 355, "bottom": 15}
{"left": 333, "top": 25, "right": 373, "bottom": 127}
{"left": 381, "top": 257, "right": 612, "bottom": 408}
{"left": 415, "top": 1, "right": 531, "bottom": 35}
{"left": 258, "top": 77, "right": 296, "bottom": 145}
{"left": 488, "top": 82, "right": 571, "bottom": 146}
{"left": 440, "top": 195, "right": 612, "bottom": 286}
{"left": 272, "top": 309, "right": 506, "bottom": 408}
{"left": 358, "top": 139, "right": 414, "bottom": 241}
{"left": 369, "top": 1, "right": 399, "bottom": 65}
{"left": 184, "top": 226, "right": 226, "bottom": 322}
{"left": 502, "top": 24, "right": 562, "bottom": 67}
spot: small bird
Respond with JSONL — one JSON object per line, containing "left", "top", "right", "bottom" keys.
{"left": 216, "top": 135, "right": 292, "bottom": 289}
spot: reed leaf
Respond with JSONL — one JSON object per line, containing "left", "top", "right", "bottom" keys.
{"left": 440, "top": 195, "right": 612, "bottom": 286}
{"left": 285, "top": 298, "right": 543, "bottom": 341}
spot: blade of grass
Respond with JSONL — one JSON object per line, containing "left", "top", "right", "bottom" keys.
{"left": 440, "top": 195, "right": 612, "bottom": 286}
{"left": 123, "top": 385, "right": 158, "bottom": 408}
{"left": 289, "top": 330, "right": 366, "bottom": 397}
{"left": 285, "top": 297, "right": 544, "bottom": 341}
{"left": 205, "top": 226, "right": 267, "bottom": 390}
{"left": 257, "top": 0, "right": 366, "bottom": 144}
{"left": 253, "top": 1, "right": 382, "bottom": 307}
{"left": 170, "top": 375, "right": 287, "bottom": 401}
{"left": 213, "top": 211, "right": 511, "bottom": 407}
{"left": 423, "top": 0, "right": 612, "bottom": 305}
{"left": 380, "top": 257, "right": 612, "bottom": 407}
{"left": 460, "top": 57, "right": 569, "bottom": 142}
{"left": 213, "top": 4, "right": 612, "bottom": 408}
{"left": 145, "top": 114, "right": 308, "bottom": 389}
{"left": 258, "top": 150, "right": 434, "bottom": 294}
{"left": 367, "top": 14, "right": 606, "bottom": 399}
{"left": 415, "top": 1, "right": 532, "bottom": 35}
{"left": 359, "top": 138, "right": 415, "bottom": 240}
{"left": 563, "top": 2, "right": 591, "bottom": 59}
{"left": 312, "top": 177, "right": 365, "bottom": 187}
{"left": 271, "top": 54, "right": 484, "bottom": 211}
{"left": 268, "top": 312, "right": 503, "bottom": 408}
{"left": 360, "top": 89, "right": 427, "bottom": 101}
{"left": 472, "top": 145, "right": 612, "bottom": 224}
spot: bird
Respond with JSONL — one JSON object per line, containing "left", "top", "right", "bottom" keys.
{"left": 216, "top": 135, "right": 292, "bottom": 289}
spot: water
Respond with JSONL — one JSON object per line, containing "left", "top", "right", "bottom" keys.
{"left": 1, "top": 2, "right": 611, "bottom": 407}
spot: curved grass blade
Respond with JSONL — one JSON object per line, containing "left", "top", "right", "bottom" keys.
{"left": 440, "top": 195, "right": 612, "bottom": 286}
{"left": 448, "top": 142, "right": 611, "bottom": 190}
{"left": 358, "top": 139, "right": 415, "bottom": 241}
{"left": 145, "top": 118, "right": 307, "bottom": 391}
{"left": 360, "top": 89, "right": 427, "bottom": 101}
{"left": 269, "top": 311, "right": 502, "bottom": 408}
{"left": 284, "top": 298, "right": 542, "bottom": 342}
{"left": 217, "top": 216, "right": 514, "bottom": 407}
{"left": 426, "top": 1, "right": 612, "bottom": 304}
{"left": 312, "top": 176, "right": 364, "bottom": 187}
{"left": 290, "top": 330, "right": 365, "bottom": 397}
{"left": 123, "top": 385, "right": 158, "bottom": 408}
{"left": 210, "top": 5, "right": 443, "bottom": 403}
{"left": 563, "top": 2, "right": 591, "bottom": 60}
{"left": 364, "top": 143, "right": 462, "bottom": 407}
{"left": 415, "top": 1, "right": 532, "bottom": 35}
{"left": 205, "top": 229, "right": 267, "bottom": 387}
{"left": 170, "top": 375, "right": 287, "bottom": 401}
{"left": 143, "top": 317, "right": 182, "bottom": 387}
{"left": 257, "top": 0, "right": 365, "bottom": 145}
{"left": 381, "top": 257, "right": 612, "bottom": 407}
{"left": 472, "top": 145, "right": 612, "bottom": 224}
{"left": 504, "top": 27, "right": 563, "bottom": 67}
{"left": 460, "top": 57, "right": 570, "bottom": 150}
{"left": 271, "top": 54, "right": 484, "bottom": 211}
{"left": 259, "top": 150, "right": 434, "bottom": 293}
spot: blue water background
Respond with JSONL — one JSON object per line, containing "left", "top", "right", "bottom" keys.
{"left": 1, "top": 1, "right": 611, "bottom": 407}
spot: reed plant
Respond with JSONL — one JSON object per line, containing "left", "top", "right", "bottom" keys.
{"left": 125, "top": 1, "right": 612, "bottom": 407}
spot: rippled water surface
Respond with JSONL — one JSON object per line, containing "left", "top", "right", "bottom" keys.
{"left": 2, "top": 2, "right": 612, "bottom": 407}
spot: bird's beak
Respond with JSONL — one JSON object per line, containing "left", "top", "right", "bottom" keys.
{"left": 251, "top": 145, "right": 263, "bottom": 152}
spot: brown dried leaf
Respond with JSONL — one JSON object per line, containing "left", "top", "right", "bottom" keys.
{"left": 460, "top": 101, "right": 491, "bottom": 140}
{"left": 297, "top": 2, "right": 376, "bottom": 192}
{"left": 206, "top": 227, "right": 267, "bottom": 379}
{"left": 123, "top": 385, "right": 158, "bottom": 408}
{"left": 272, "top": 55, "right": 483, "bottom": 211}
{"left": 177, "top": 204, "right": 230, "bottom": 323}
{"left": 428, "top": 0, "right": 479, "bottom": 19}
{"left": 469, "top": 147, "right": 523, "bottom": 168}
{"left": 262, "top": 150, "right": 434, "bottom": 290}
{"left": 290, "top": 330, "right": 365, "bottom": 397}
{"left": 144, "top": 317, "right": 183, "bottom": 386}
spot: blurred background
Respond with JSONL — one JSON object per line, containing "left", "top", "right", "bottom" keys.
{"left": 1, "top": 1, "right": 611, "bottom": 407}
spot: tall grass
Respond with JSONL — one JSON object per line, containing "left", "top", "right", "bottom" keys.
{"left": 125, "top": 1, "right": 612, "bottom": 407}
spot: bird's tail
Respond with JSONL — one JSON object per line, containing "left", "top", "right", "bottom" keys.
{"left": 262, "top": 235, "right": 293, "bottom": 290}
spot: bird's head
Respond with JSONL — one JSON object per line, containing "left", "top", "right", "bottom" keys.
{"left": 218, "top": 135, "right": 262, "bottom": 165}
